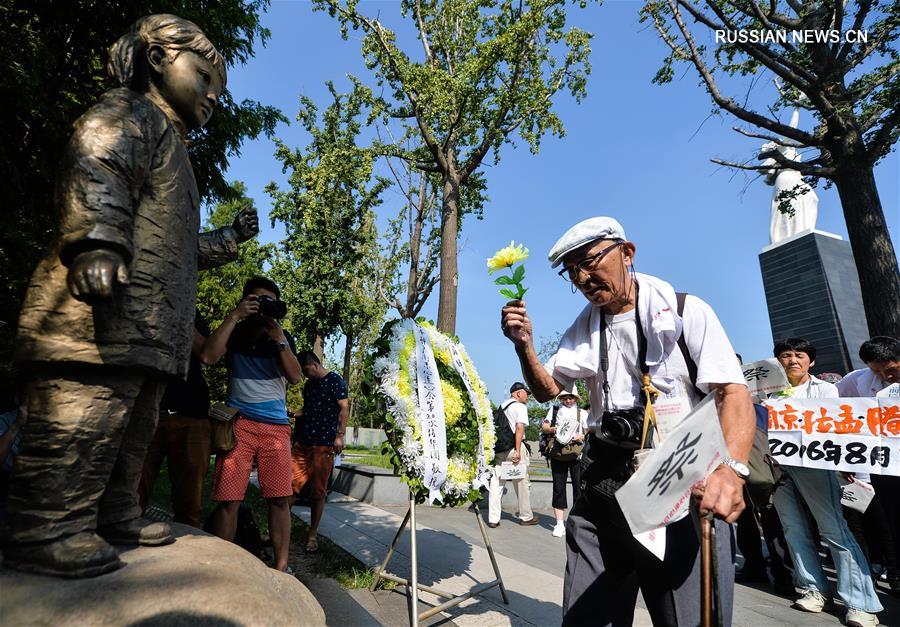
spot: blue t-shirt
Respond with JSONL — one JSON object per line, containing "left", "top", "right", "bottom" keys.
{"left": 225, "top": 331, "right": 297, "bottom": 425}
{"left": 296, "top": 371, "right": 348, "bottom": 445}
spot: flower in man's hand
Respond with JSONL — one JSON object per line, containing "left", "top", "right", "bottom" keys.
{"left": 487, "top": 241, "right": 529, "bottom": 300}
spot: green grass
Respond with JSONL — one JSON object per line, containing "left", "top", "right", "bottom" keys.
{"left": 345, "top": 454, "right": 395, "bottom": 470}
{"left": 342, "top": 444, "right": 380, "bottom": 453}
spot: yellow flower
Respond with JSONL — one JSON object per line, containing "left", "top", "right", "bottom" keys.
{"left": 447, "top": 459, "right": 474, "bottom": 484}
{"left": 434, "top": 346, "right": 452, "bottom": 367}
{"left": 441, "top": 379, "right": 466, "bottom": 427}
{"left": 487, "top": 241, "right": 529, "bottom": 274}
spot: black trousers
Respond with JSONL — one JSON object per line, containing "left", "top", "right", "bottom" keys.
{"left": 735, "top": 487, "right": 793, "bottom": 581}
{"left": 846, "top": 475, "right": 899, "bottom": 579}
{"left": 550, "top": 457, "right": 582, "bottom": 510}
{"left": 563, "top": 496, "right": 734, "bottom": 626}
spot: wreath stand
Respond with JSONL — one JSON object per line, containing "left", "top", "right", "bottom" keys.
{"left": 369, "top": 493, "right": 509, "bottom": 626}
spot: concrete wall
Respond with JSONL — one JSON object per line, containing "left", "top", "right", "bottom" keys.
{"left": 345, "top": 427, "right": 388, "bottom": 449}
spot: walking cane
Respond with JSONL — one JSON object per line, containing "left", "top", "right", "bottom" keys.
{"left": 699, "top": 508, "right": 723, "bottom": 627}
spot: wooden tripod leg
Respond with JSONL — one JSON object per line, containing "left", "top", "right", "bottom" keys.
{"left": 370, "top": 504, "right": 412, "bottom": 592}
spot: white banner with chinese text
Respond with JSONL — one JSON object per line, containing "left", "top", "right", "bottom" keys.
{"left": 616, "top": 395, "right": 729, "bottom": 535}
{"left": 742, "top": 358, "right": 789, "bottom": 398}
{"left": 762, "top": 397, "right": 900, "bottom": 476}
{"left": 413, "top": 324, "right": 449, "bottom": 503}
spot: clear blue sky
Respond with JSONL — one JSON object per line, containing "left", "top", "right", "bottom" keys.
{"left": 222, "top": 0, "right": 899, "bottom": 404}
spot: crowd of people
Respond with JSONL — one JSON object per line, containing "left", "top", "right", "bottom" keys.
{"left": 136, "top": 275, "right": 348, "bottom": 574}
{"left": 498, "top": 216, "right": 899, "bottom": 627}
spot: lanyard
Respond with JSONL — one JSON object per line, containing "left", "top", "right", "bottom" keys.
{"left": 598, "top": 298, "right": 648, "bottom": 411}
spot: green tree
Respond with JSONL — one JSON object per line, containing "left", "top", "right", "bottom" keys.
{"left": 315, "top": 0, "right": 594, "bottom": 334}
{"left": 195, "top": 182, "right": 275, "bottom": 402}
{"left": 642, "top": 0, "right": 900, "bottom": 337}
{"left": 379, "top": 137, "right": 487, "bottom": 319}
{"left": 0, "top": 0, "right": 285, "bottom": 397}
{"left": 267, "top": 80, "right": 391, "bottom": 359}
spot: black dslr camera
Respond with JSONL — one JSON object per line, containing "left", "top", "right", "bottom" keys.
{"left": 597, "top": 407, "right": 646, "bottom": 450}
{"left": 253, "top": 294, "right": 287, "bottom": 320}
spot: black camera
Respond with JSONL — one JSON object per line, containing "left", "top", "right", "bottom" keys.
{"left": 253, "top": 294, "right": 287, "bottom": 320}
{"left": 597, "top": 407, "right": 646, "bottom": 449}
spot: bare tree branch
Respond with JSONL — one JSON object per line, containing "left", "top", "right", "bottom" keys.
{"left": 865, "top": 106, "right": 900, "bottom": 164}
{"left": 711, "top": 156, "right": 835, "bottom": 177}
{"left": 733, "top": 126, "right": 805, "bottom": 146}
{"left": 414, "top": 0, "right": 434, "bottom": 64}
{"left": 666, "top": 0, "right": 822, "bottom": 146}
{"left": 836, "top": 0, "right": 873, "bottom": 66}
{"left": 688, "top": 0, "right": 820, "bottom": 88}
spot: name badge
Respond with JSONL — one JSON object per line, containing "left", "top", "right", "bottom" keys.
{"left": 654, "top": 378, "right": 692, "bottom": 440}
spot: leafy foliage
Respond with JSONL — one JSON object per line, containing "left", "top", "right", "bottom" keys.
{"left": 0, "top": 0, "right": 284, "bottom": 397}
{"left": 314, "top": 0, "right": 595, "bottom": 332}
{"left": 267, "top": 79, "right": 391, "bottom": 372}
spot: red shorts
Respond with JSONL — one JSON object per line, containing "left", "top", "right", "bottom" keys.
{"left": 291, "top": 444, "right": 334, "bottom": 499}
{"left": 212, "top": 418, "right": 292, "bottom": 501}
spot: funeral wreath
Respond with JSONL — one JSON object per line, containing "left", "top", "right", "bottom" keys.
{"left": 373, "top": 318, "right": 495, "bottom": 506}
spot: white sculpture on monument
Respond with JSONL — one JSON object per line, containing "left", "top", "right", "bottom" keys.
{"left": 762, "top": 109, "right": 818, "bottom": 244}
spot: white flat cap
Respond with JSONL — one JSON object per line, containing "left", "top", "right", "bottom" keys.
{"left": 547, "top": 217, "right": 626, "bottom": 268}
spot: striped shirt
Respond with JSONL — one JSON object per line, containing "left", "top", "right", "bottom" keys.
{"left": 225, "top": 331, "right": 297, "bottom": 425}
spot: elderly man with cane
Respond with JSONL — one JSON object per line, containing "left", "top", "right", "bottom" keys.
{"left": 500, "top": 217, "right": 755, "bottom": 626}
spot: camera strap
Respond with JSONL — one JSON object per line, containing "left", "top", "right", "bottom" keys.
{"left": 598, "top": 288, "right": 658, "bottom": 447}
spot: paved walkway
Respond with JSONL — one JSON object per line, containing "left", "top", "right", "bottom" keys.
{"left": 293, "top": 495, "right": 899, "bottom": 626}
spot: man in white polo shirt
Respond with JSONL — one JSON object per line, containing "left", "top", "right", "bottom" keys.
{"left": 500, "top": 217, "right": 754, "bottom": 626}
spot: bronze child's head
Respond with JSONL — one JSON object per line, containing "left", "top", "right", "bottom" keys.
{"left": 108, "top": 14, "right": 226, "bottom": 133}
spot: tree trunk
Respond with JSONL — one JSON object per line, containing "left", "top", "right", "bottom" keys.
{"left": 312, "top": 333, "right": 324, "bottom": 362}
{"left": 833, "top": 165, "right": 900, "bottom": 339}
{"left": 437, "top": 176, "right": 460, "bottom": 334}
{"left": 342, "top": 333, "right": 354, "bottom": 386}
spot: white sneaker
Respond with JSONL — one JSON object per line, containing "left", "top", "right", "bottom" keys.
{"left": 552, "top": 522, "right": 565, "bottom": 537}
{"left": 845, "top": 609, "right": 879, "bottom": 627}
{"left": 792, "top": 589, "right": 833, "bottom": 613}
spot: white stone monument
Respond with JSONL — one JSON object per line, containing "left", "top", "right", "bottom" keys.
{"left": 762, "top": 109, "right": 819, "bottom": 245}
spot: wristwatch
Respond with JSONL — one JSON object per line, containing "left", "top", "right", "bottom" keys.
{"left": 722, "top": 458, "right": 751, "bottom": 480}
{"left": 277, "top": 340, "right": 288, "bottom": 352}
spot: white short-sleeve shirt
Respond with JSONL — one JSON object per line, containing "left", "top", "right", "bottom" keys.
{"left": 836, "top": 368, "right": 888, "bottom": 398}
{"left": 544, "top": 294, "right": 744, "bottom": 430}
{"left": 501, "top": 398, "right": 529, "bottom": 433}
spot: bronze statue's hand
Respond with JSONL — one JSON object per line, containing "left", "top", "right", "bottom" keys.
{"left": 501, "top": 299, "right": 533, "bottom": 348}
{"left": 232, "top": 207, "right": 259, "bottom": 243}
{"left": 67, "top": 249, "right": 129, "bottom": 303}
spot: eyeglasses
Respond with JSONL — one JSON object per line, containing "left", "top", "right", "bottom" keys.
{"left": 558, "top": 242, "right": 623, "bottom": 283}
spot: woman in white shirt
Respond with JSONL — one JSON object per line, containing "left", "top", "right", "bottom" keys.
{"left": 541, "top": 388, "right": 588, "bottom": 537}
{"left": 769, "top": 338, "right": 881, "bottom": 626}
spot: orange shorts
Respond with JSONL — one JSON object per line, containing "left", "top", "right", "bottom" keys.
{"left": 212, "top": 418, "right": 292, "bottom": 501}
{"left": 291, "top": 444, "right": 334, "bottom": 499}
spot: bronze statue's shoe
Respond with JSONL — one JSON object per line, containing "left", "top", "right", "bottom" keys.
{"left": 98, "top": 517, "right": 175, "bottom": 546}
{"left": 3, "top": 532, "right": 123, "bottom": 578}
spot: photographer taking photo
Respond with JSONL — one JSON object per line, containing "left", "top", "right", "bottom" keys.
{"left": 500, "top": 217, "right": 754, "bottom": 626}
{"left": 202, "top": 276, "right": 301, "bottom": 573}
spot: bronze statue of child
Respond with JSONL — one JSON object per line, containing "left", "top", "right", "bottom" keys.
{"left": 5, "top": 14, "right": 258, "bottom": 577}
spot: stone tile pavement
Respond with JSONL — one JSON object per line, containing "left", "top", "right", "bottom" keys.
{"left": 292, "top": 494, "right": 899, "bottom": 626}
